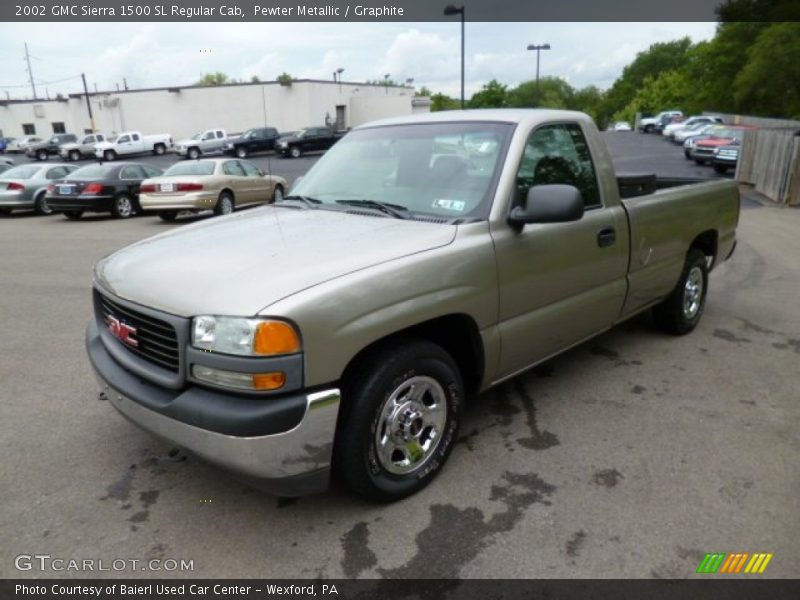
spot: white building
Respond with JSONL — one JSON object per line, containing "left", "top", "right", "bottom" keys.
{"left": 0, "top": 79, "right": 431, "bottom": 140}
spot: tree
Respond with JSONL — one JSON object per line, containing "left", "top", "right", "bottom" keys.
{"left": 733, "top": 23, "right": 800, "bottom": 118}
{"left": 612, "top": 69, "right": 693, "bottom": 125}
{"left": 417, "top": 86, "right": 432, "bottom": 97}
{"left": 430, "top": 92, "right": 460, "bottom": 111}
{"left": 601, "top": 38, "right": 693, "bottom": 120}
{"left": 195, "top": 72, "right": 229, "bottom": 86}
{"left": 468, "top": 79, "right": 508, "bottom": 108}
{"left": 276, "top": 72, "right": 293, "bottom": 85}
{"left": 570, "top": 85, "right": 605, "bottom": 126}
{"left": 508, "top": 77, "right": 574, "bottom": 109}
{"left": 250, "top": 75, "right": 261, "bottom": 84}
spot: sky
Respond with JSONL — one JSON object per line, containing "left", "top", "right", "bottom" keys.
{"left": 0, "top": 22, "right": 717, "bottom": 100}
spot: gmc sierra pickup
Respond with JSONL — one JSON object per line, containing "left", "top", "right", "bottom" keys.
{"left": 87, "top": 110, "right": 738, "bottom": 501}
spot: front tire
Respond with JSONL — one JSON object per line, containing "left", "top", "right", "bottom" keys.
{"left": 104, "top": 150, "right": 116, "bottom": 162}
{"left": 271, "top": 184, "right": 284, "bottom": 204}
{"left": 644, "top": 125, "right": 654, "bottom": 133}
{"left": 154, "top": 144, "right": 166, "bottom": 156}
{"left": 289, "top": 146, "right": 301, "bottom": 158}
{"left": 652, "top": 248, "right": 709, "bottom": 335}
{"left": 713, "top": 164, "right": 729, "bottom": 174}
{"left": 36, "top": 150, "right": 48, "bottom": 161}
{"left": 334, "top": 340, "right": 463, "bottom": 502}
{"left": 111, "top": 193, "right": 134, "bottom": 218}
{"left": 213, "top": 191, "right": 234, "bottom": 216}
{"left": 69, "top": 150, "right": 81, "bottom": 161}
{"left": 236, "top": 147, "right": 248, "bottom": 158}
{"left": 187, "top": 147, "right": 200, "bottom": 160}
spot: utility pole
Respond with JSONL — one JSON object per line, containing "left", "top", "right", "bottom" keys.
{"left": 24, "top": 42, "right": 37, "bottom": 99}
{"left": 81, "top": 73, "right": 96, "bottom": 132}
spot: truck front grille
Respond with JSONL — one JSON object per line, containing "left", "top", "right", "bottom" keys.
{"left": 97, "top": 293, "right": 180, "bottom": 372}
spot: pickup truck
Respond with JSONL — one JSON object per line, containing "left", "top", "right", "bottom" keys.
{"left": 26, "top": 133, "right": 78, "bottom": 161}
{"left": 87, "top": 109, "right": 738, "bottom": 502}
{"left": 638, "top": 110, "right": 682, "bottom": 133}
{"left": 94, "top": 131, "right": 173, "bottom": 161}
{"left": 276, "top": 126, "right": 343, "bottom": 158}
{"left": 59, "top": 133, "right": 107, "bottom": 161}
{"left": 174, "top": 128, "right": 227, "bottom": 160}
{"left": 224, "top": 127, "right": 281, "bottom": 158}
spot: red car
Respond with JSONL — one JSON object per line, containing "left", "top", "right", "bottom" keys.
{"left": 691, "top": 125, "right": 756, "bottom": 165}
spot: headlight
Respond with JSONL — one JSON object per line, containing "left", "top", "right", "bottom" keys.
{"left": 279, "top": 141, "right": 288, "bottom": 147}
{"left": 191, "top": 316, "right": 301, "bottom": 356}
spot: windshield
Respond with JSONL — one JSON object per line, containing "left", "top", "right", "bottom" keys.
{"left": 710, "top": 128, "right": 746, "bottom": 140}
{"left": 2, "top": 165, "right": 41, "bottom": 179}
{"left": 164, "top": 161, "right": 216, "bottom": 176}
{"left": 290, "top": 122, "right": 513, "bottom": 220}
{"left": 294, "top": 129, "right": 307, "bottom": 138}
{"left": 70, "top": 164, "right": 114, "bottom": 179}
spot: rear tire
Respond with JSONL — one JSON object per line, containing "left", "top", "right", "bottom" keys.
{"left": 236, "top": 147, "right": 248, "bottom": 158}
{"left": 213, "top": 191, "right": 234, "bottom": 216}
{"left": 652, "top": 248, "right": 709, "bottom": 335}
{"left": 34, "top": 192, "right": 53, "bottom": 216}
{"left": 271, "top": 185, "right": 284, "bottom": 204}
{"left": 644, "top": 125, "right": 654, "bottom": 133}
{"left": 69, "top": 150, "right": 81, "bottom": 161}
{"left": 111, "top": 193, "right": 134, "bottom": 219}
{"left": 36, "top": 150, "right": 48, "bottom": 161}
{"left": 158, "top": 210, "right": 178, "bottom": 222}
{"left": 334, "top": 340, "right": 463, "bottom": 502}
{"left": 64, "top": 210, "right": 83, "bottom": 220}
{"left": 104, "top": 150, "right": 116, "bottom": 162}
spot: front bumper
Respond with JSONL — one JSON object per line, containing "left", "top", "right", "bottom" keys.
{"left": 713, "top": 155, "right": 738, "bottom": 165}
{"left": 86, "top": 320, "right": 340, "bottom": 496}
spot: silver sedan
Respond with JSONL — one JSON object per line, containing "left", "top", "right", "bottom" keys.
{"left": 0, "top": 163, "right": 79, "bottom": 215}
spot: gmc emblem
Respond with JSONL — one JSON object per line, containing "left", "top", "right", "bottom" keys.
{"left": 106, "top": 315, "right": 139, "bottom": 347}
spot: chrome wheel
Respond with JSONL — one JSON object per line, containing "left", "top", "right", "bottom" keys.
{"left": 217, "top": 194, "right": 233, "bottom": 215}
{"left": 683, "top": 266, "right": 704, "bottom": 319}
{"left": 115, "top": 195, "right": 133, "bottom": 218}
{"left": 236, "top": 147, "right": 247, "bottom": 158}
{"left": 374, "top": 376, "right": 448, "bottom": 476}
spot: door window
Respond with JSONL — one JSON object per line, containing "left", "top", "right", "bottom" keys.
{"left": 239, "top": 161, "right": 260, "bottom": 177}
{"left": 515, "top": 123, "right": 602, "bottom": 210}
{"left": 117, "top": 135, "right": 130, "bottom": 143}
{"left": 222, "top": 161, "right": 246, "bottom": 176}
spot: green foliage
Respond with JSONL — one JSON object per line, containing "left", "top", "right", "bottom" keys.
{"left": 430, "top": 93, "right": 461, "bottom": 111}
{"left": 250, "top": 75, "right": 261, "bottom": 84}
{"left": 276, "top": 72, "right": 293, "bottom": 84}
{"left": 417, "top": 86, "right": 432, "bottom": 97}
{"left": 733, "top": 22, "right": 800, "bottom": 118}
{"left": 508, "top": 77, "right": 574, "bottom": 109}
{"left": 468, "top": 79, "right": 508, "bottom": 108}
{"left": 195, "top": 72, "right": 229, "bottom": 86}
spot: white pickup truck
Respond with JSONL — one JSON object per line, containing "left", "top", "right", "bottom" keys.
{"left": 174, "top": 128, "right": 228, "bottom": 159}
{"left": 94, "top": 131, "right": 173, "bottom": 161}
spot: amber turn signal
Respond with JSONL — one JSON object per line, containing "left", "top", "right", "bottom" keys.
{"left": 252, "top": 372, "right": 287, "bottom": 390}
{"left": 253, "top": 321, "right": 301, "bottom": 355}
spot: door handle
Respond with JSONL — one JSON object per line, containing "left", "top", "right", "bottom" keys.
{"left": 597, "top": 227, "right": 616, "bottom": 247}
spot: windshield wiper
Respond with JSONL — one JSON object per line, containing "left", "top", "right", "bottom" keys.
{"left": 277, "top": 195, "right": 322, "bottom": 209}
{"left": 334, "top": 199, "right": 411, "bottom": 219}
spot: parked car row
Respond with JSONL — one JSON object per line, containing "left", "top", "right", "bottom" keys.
{"left": 659, "top": 119, "right": 755, "bottom": 174}
{"left": 0, "top": 157, "right": 287, "bottom": 221}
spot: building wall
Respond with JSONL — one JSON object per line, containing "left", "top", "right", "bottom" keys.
{"left": 0, "top": 81, "right": 426, "bottom": 140}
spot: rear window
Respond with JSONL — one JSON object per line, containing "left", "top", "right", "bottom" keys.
{"left": 70, "top": 164, "right": 115, "bottom": 179}
{"left": 2, "top": 165, "right": 41, "bottom": 179}
{"left": 164, "top": 161, "right": 216, "bottom": 176}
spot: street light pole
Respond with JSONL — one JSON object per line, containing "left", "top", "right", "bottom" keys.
{"left": 526, "top": 43, "right": 551, "bottom": 103}
{"left": 444, "top": 5, "right": 465, "bottom": 109}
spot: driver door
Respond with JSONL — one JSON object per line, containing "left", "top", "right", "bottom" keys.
{"left": 491, "top": 122, "right": 629, "bottom": 379}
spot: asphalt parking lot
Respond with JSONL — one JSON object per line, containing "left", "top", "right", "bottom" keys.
{"left": 2, "top": 132, "right": 798, "bottom": 579}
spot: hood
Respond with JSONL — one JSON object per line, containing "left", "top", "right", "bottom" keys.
{"left": 95, "top": 206, "right": 457, "bottom": 317}
{"left": 697, "top": 137, "right": 735, "bottom": 148}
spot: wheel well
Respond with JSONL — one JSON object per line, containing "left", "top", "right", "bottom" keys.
{"left": 341, "top": 314, "right": 485, "bottom": 396}
{"left": 220, "top": 188, "right": 234, "bottom": 201}
{"left": 690, "top": 230, "right": 718, "bottom": 265}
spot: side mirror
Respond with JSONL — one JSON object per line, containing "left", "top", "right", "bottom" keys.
{"left": 508, "top": 184, "right": 584, "bottom": 226}
{"left": 258, "top": 169, "right": 266, "bottom": 177}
